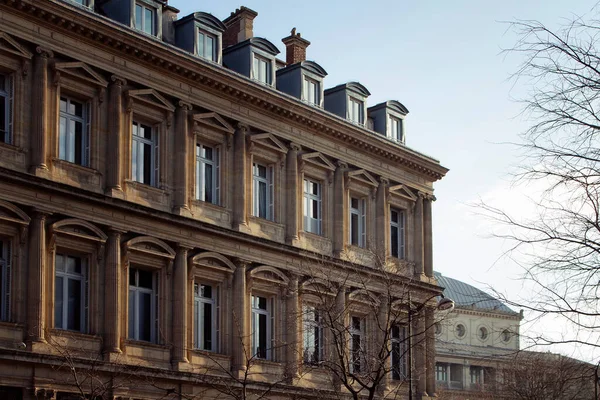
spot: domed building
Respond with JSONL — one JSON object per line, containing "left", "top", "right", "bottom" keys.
{"left": 434, "top": 272, "right": 522, "bottom": 398}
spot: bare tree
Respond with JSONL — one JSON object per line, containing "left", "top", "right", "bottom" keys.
{"left": 480, "top": 4, "right": 600, "bottom": 354}
{"left": 497, "top": 351, "right": 595, "bottom": 400}
{"left": 298, "top": 251, "right": 446, "bottom": 400}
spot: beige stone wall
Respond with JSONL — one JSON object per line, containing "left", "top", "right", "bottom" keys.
{"left": 0, "top": 0, "right": 448, "bottom": 398}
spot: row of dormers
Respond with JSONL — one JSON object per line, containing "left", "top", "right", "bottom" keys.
{"left": 75, "top": 0, "right": 408, "bottom": 144}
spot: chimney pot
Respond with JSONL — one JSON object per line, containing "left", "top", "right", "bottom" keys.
{"left": 282, "top": 28, "right": 311, "bottom": 65}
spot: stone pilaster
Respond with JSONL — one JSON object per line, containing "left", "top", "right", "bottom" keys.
{"left": 232, "top": 124, "right": 249, "bottom": 231}
{"left": 425, "top": 307, "right": 436, "bottom": 397}
{"left": 30, "top": 47, "right": 53, "bottom": 175}
{"left": 423, "top": 195, "right": 434, "bottom": 278}
{"left": 172, "top": 245, "right": 190, "bottom": 364}
{"left": 332, "top": 161, "right": 348, "bottom": 256}
{"left": 173, "top": 102, "right": 192, "bottom": 215}
{"left": 285, "top": 143, "right": 300, "bottom": 244}
{"left": 377, "top": 299, "right": 389, "bottom": 393}
{"left": 27, "top": 211, "right": 48, "bottom": 343}
{"left": 104, "top": 229, "right": 125, "bottom": 355}
{"left": 232, "top": 259, "right": 250, "bottom": 373}
{"left": 415, "top": 313, "right": 427, "bottom": 397}
{"left": 414, "top": 193, "right": 425, "bottom": 277}
{"left": 106, "top": 76, "right": 126, "bottom": 195}
{"left": 285, "top": 274, "right": 300, "bottom": 380}
{"left": 331, "top": 286, "right": 347, "bottom": 391}
{"left": 375, "top": 177, "right": 389, "bottom": 263}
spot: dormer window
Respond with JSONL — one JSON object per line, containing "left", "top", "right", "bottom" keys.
{"left": 303, "top": 76, "right": 320, "bottom": 106}
{"left": 348, "top": 97, "right": 364, "bottom": 125}
{"left": 389, "top": 116, "right": 404, "bottom": 143}
{"left": 135, "top": 2, "right": 156, "bottom": 35}
{"left": 198, "top": 30, "right": 217, "bottom": 62}
{"left": 69, "top": 0, "right": 92, "bottom": 7}
{"left": 253, "top": 54, "right": 272, "bottom": 85}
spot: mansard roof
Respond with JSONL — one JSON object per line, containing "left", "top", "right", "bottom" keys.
{"left": 325, "top": 81, "right": 371, "bottom": 97}
{"left": 175, "top": 12, "right": 226, "bottom": 32}
{"left": 224, "top": 37, "right": 280, "bottom": 56}
{"left": 277, "top": 60, "right": 328, "bottom": 77}
{"left": 368, "top": 100, "right": 409, "bottom": 116}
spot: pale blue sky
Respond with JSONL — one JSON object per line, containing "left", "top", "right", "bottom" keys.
{"left": 170, "top": 0, "right": 599, "bottom": 358}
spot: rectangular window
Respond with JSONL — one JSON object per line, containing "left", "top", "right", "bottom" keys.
{"left": 59, "top": 96, "right": 90, "bottom": 166}
{"left": 303, "top": 77, "right": 320, "bottom": 106}
{"left": 436, "top": 363, "right": 448, "bottom": 382}
{"left": 389, "top": 116, "right": 404, "bottom": 143}
{"left": 251, "top": 295, "right": 272, "bottom": 360}
{"left": 350, "top": 316, "right": 364, "bottom": 373}
{"left": 303, "top": 178, "right": 322, "bottom": 235}
{"left": 350, "top": 197, "right": 366, "bottom": 247}
{"left": 0, "top": 73, "right": 14, "bottom": 144}
{"left": 134, "top": 2, "right": 156, "bottom": 35}
{"left": 194, "top": 283, "right": 218, "bottom": 352}
{"left": 128, "top": 268, "right": 157, "bottom": 342}
{"left": 390, "top": 208, "right": 405, "bottom": 258}
{"left": 302, "top": 305, "right": 323, "bottom": 364}
{"left": 252, "top": 163, "right": 274, "bottom": 220}
{"left": 55, "top": 254, "right": 87, "bottom": 332}
{"left": 198, "top": 30, "right": 217, "bottom": 62}
{"left": 391, "top": 325, "right": 408, "bottom": 380}
{"left": 470, "top": 366, "right": 483, "bottom": 385}
{"left": 132, "top": 121, "right": 158, "bottom": 186}
{"left": 253, "top": 54, "right": 271, "bottom": 85}
{"left": 348, "top": 97, "right": 364, "bottom": 124}
{"left": 0, "top": 239, "right": 11, "bottom": 322}
{"left": 196, "top": 144, "right": 219, "bottom": 204}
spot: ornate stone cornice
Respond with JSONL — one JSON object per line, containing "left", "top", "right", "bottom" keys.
{"left": 1, "top": 0, "right": 448, "bottom": 182}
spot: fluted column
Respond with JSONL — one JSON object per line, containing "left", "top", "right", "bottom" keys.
{"left": 106, "top": 76, "right": 126, "bottom": 193}
{"left": 173, "top": 102, "right": 192, "bottom": 214}
{"left": 332, "top": 162, "right": 347, "bottom": 256}
{"left": 286, "top": 143, "right": 300, "bottom": 243}
{"left": 30, "top": 48, "right": 53, "bottom": 174}
{"left": 27, "top": 211, "right": 48, "bottom": 342}
{"left": 375, "top": 178, "right": 389, "bottom": 262}
{"left": 172, "top": 245, "right": 190, "bottom": 364}
{"left": 414, "top": 193, "right": 425, "bottom": 277}
{"left": 286, "top": 275, "right": 299, "bottom": 379}
{"left": 104, "top": 229, "right": 124, "bottom": 354}
{"left": 233, "top": 124, "right": 249, "bottom": 230}
{"left": 232, "top": 259, "right": 249, "bottom": 373}
{"left": 424, "top": 195, "right": 434, "bottom": 278}
{"left": 415, "top": 313, "right": 427, "bottom": 397}
{"left": 425, "top": 307, "right": 436, "bottom": 397}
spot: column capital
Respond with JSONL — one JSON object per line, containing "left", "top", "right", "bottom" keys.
{"left": 110, "top": 75, "right": 127, "bottom": 86}
{"left": 335, "top": 160, "right": 348, "bottom": 170}
{"left": 236, "top": 122, "right": 249, "bottom": 134}
{"left": 176, "top": 244, "right": 194, "bottom": 252}
{"left": 378, "top": 177, "right": 390, "bottom": 186}
{"left": 35, "top": 47, "right": 54, "bottom": 59}
{"left": 177, "top": 100, "right": 193, "bottom": 111}
{"left": 107, "top": 227, "right": 127, "bottom": 236}
{"left": 233, "top": 258, "right": 252, "bottom": 269}
{"left": 289, "top": 142, "right": 301, "bottom": 152}
{"left": 31, "top": 209, "right": 51, "bottom": 220}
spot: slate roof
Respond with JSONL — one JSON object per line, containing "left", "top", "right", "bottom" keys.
{"left": 434, "top": 271, "right": 518, "bottom": 315}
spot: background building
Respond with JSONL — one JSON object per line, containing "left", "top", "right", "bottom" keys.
{"left": 0, "top": 0, "right": 447, "bottom": 399}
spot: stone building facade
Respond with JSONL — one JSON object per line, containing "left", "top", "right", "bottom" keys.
{"left": 0, "top": 0, "right": 448, "bottom": 399}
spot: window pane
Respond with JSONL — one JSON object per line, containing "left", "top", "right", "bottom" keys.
{"left": 201, "top": 284, "right": 212, "bottom": 299}
{"left": 391, "top": 225, "right": 399, "bottom": 257}
{"left": 144, "top": 7, "right": 153, "bottom": 35}
{"left": 140, "top": 292, "right": 152, "bottom": 341}
{"left": 128, "top": 289, "right": 135, "bottom": 339}
{"left": 143, "top": 142, "right": 152, "bottom": 184}
{"left": 202, "top": 146, "right": 213, "bottom": 160}
{"left": 351, "top": 213, "right": 359, "bottom": 244}
{"left": 67, "top": 278, "right": 82, "bottom": 331}
{"left": 203, "top": 302, "right": 212, "bottom": 350}
{"left": 59, "top": 117, "right": 67, "bottom": 160}
{"left": 74, "top": 120, "right": 83, "bottom": 165}
{"left": 258, "top": 313, "right": 267, "bottom": 358}
{"left": 55, "top": 276, "right": 63, "bottom": 328}
{"left": 135, "top": 5, "right": 143, "bottom": 30}
{"left": 204, "top": 164, "right": 213, "bottom": 203}
{"left": 198, "top": 32, "right": 205, "bottom": 57}
{"left": 206, "top": 36, "right": 215, "bottom": 60}
{"left": 258, "top": 181, "right": 267, "bottom": 218}
{"left": 258, "top": 296, "right": 267, "bottom": 310}
{"left": 138, "top": 269, "right": 153, "bottom": 289}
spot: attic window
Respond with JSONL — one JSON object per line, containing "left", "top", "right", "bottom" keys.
{"left": 198, "top": 30, "right": 217, "bottom": 62}
{"left": 303, "top": 76, "right": 320, "bottom": 106}
{"left": 348, "top": 97, "right": 364, "bottom": 124}
{"left": 253, "top": 54, "right": 272, "bottom": 85}
{"left": 134, "top": 2, "right": 156, "bottom": 36}
{"left": 388, "top": 115, "right": 404, "bottom": 143}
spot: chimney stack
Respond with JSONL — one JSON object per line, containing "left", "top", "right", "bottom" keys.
{"left": 282, "top": 28, "right": 311, "bottom": 65}
{"left": 222, "top": 6, "right": 258, "bottom": 48}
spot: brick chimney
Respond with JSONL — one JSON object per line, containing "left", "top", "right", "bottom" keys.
{"left": 282, "top": 28, "right": 311, "bottom": 65}
{"left": 222, "top": 6, "right": 258, "bottom": 48}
